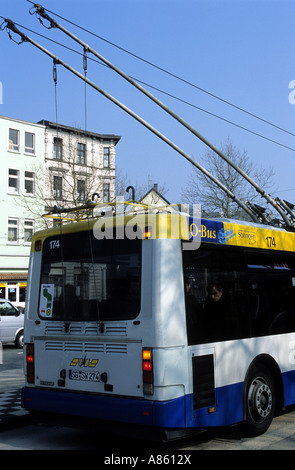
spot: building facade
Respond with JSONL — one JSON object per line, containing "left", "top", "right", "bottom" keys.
{"left": 0, "top": 115, "right": 45, "bottom": 306}
{"left": 39, "top": 120, "right": 120, "bottom": 212}
{"left": 0, "top": 116, "right": 121, "bottom": 307}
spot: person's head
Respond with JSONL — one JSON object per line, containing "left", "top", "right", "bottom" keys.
{"left": 207, "top": 283, "right": 223, "bottom": 302}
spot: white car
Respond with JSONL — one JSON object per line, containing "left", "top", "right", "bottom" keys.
{"left": 0, "top": 299, "right": 24, "bottom": 348}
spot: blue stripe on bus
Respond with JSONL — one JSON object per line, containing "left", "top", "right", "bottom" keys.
{"left": 22, "top": 387, "right": 185, "bottom": 427}
{"left": 22, "top": 381, "right": 245, "bottom": 430}
{"left": 282, "top": 369, "right": 295, "bottom": 407}
{"left": 185, "top": 382, "right": 244, "bottom": 428}
{"left": 189, "top": 218, "right": 226, "bottom": 244}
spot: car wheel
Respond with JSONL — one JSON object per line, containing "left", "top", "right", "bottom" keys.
{"left": 15, "top": 330, "right": 24, "bottom": 348}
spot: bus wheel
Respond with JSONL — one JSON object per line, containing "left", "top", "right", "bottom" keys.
{"left": 243, "top": 365, "right": 276, "bottom": 436}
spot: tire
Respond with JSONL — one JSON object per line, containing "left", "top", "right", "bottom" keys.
{"left": 15, "top": 330, "right": 24, "bottom": 348}
{"left": 243, "top": 364, "right": 276, "bottom": 436}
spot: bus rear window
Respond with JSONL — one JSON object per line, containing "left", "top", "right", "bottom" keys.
{"left": 39, "top": 231, "right": 141, "bottom": 321}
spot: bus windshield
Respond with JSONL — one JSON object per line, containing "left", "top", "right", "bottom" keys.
{"left": 39, "top": 230, "right": 142, "bottom": 321}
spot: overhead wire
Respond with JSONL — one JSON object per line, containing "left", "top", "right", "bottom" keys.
{"left": 83, "top": 46, "right": 87, "bottom": 132}
{"left": 24, "top": 6, "right": 295, "bottom": 226}
{"left": 3, "top": 13, "right": 295, "bottom": 223}
{"left": 21, "top": 6, "right": 295, "bottom": 199}
{"left": 5, "top": 15, "right": 295, "bottom": 226}
{"left": 24, "top": 0, "right": 295, "bottom": 140}
{"left": 1, "top": 16, "right": 295, "bottom": 154}
{"left": 1, "top": 18, "right": 261, "bottom": 223}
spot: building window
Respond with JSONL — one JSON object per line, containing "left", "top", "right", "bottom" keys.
{"left": 53, "top": 176, "right": 62, "bottom": 199}
{"left": 77, "top": 143, "right": 86, "bottom": 165}
{"left": 103, "top": 183, "right": 110, "bottom": 203}
{"left": 7, "top": 285, "right": 17, "bottom": 303}
{"left": 9, "top": 129, "right": 19, "bottom": 152}
{"left": 8, "top": 169, "right": 20, "bottom": 194}
{"left": 25, "top": 132, "right": 35, "bottom": 154}
{"left": 53, "top": 137, "right": 62, "bottom": 160}
{"left": 103, "top": 147, "right": 110, "bottom": 168}
{"left": 24, "top": 219, "right": 34, "bottom": 244}
{"left": 24, "top": 171, "right": 35, "bottom": 196}
{"left": 77, "top": 180, "right": 86, "bottom": 202}
{"left": 8, "top": 218, "right": 19, "bottom": 244}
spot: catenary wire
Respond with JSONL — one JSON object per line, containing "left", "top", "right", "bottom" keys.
{"left": 1, "top": 17, "right": 295, "bottom": 154}
{"left": 24, "top": 0, "right": 295, "bottom": 140}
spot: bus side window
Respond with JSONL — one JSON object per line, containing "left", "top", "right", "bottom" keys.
{"left": 184, "top": 274, "right": 205, "bottom": 344}
{"left": 247, "top": 251, "right": 295, "bottom": 336}
{"left": 183, "top": 246, "right": 249, "bottom": 345}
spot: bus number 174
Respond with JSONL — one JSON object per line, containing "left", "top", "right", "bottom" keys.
{"left": 49, "top": 239, "right": 60, "bottom": 250}
{"left": 265, "top": 236, "right": 276, "bottom": 248}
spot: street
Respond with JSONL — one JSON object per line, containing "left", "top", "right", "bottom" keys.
{"left": 1, "top": 346, "right": 295, "bottom": 451}
{"left": 0, "top": 344, "right": 24, "bottom": 372}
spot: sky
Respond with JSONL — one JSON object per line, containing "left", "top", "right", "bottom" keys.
{"left": 1, "top": 0, "right": 295, "bottom": 207}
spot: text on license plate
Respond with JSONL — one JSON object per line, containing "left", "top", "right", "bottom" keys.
{"left": 69, "top": 370, "right": 100, "bottom": 382}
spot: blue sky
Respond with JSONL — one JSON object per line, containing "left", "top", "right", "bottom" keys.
{"left": 1, "top": 0, "right": 295, "bottom": 205}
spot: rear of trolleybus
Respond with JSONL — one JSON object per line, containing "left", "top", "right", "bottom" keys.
{"left": 22, "top": 213, "right": 192, "bottom": 440}
{"left": 22, "top": 212, "right": 295, "bottom": 439}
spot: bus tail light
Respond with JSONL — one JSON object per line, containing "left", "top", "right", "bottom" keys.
{"left": 26, "top": 344, "right": 35, "bottom": 384}
{"left": 142, "top": 348, "right": 153, "bottom": 395}
{"left": 143, "top": 226, "right": 152, "bottom": 239}
{"left": 34, "top": 239, "right": 42, "bottom": 252}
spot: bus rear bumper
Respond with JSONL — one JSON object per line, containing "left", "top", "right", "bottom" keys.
{"left": 21, "top": 386, "right": 186, "bottom": 429}
{"left": 21, "top": 382, "right": 244, "bottom": 437}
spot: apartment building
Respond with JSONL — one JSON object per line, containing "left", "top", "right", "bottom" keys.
{"left": 39, "top": 120, "right": 120, "bottom": 210}
{"left": 0, "top": 116, "right": 121, "bottom": 307}
{"left": 0, "top": 115, "right": 45, "bottom": 306}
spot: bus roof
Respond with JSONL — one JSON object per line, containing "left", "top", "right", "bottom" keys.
{"left": 32, "top": 211, "right": 295, "bottom": 253}
{"left": 198, "top": 217, "right": 295, "bottom": 251}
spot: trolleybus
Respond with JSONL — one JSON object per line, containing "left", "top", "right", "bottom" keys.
{"left": 21, "top": 208, "right": 295, "bottom": 440}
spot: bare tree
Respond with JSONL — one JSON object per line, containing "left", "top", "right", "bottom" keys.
{"left": 46, "top": 132, "right": 107, "bottom": 210}
{"left": 16, "top": 133, "right": 113, "bottom": 227}
{"left": 182, "top": 138, "right": 276, "bottom": 219}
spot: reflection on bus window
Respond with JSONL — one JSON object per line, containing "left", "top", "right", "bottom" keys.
{"left": 40, "top": 231, "right": 141, "bottom": 321}
{"left": 183, "top": 246, "right": 249, "bottom": 344}
{"left": 183, "top": 245, "right": 295, "bottom": 345}
{"left": 248, "top": 252, "right": 295, "bottom": 336}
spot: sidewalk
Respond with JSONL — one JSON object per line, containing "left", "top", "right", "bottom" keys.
{"left": 0, "top": 369, "right": 29, "bottom": 426}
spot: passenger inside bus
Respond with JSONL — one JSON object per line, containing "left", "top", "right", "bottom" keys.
{"left": 204, "top": 282, "right": 233, "bottom": 342}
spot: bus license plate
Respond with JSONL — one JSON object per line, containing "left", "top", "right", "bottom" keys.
{"left": 69, "top": 370, "right": 100, "bottom": 382}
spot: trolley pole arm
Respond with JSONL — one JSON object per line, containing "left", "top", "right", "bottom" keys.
{"left": 275, "top": 198, "right": 295, "bottom": 221}
{"left": 31, "top": 3, "right": 293, "bottom": 228}
{"left": 2, "top": 19, "right": 257, "bottom": 222}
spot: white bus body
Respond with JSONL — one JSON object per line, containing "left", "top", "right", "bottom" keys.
{"left": 21, "top": 214, "right": 295, "bottom": 439}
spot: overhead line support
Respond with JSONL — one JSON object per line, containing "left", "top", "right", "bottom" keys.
{"left": 31, "top": 3, "right": 295, "bottom": 229}
{"left": 2, "top": 18, "right": 259, "bottom": 223}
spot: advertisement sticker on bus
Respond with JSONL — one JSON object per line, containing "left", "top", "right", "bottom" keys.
{"left": 39, "top": 284, "right": 54, "bottom": 318}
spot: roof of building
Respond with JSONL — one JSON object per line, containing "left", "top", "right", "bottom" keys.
{"left": 0, "top": 114, "right": 45, "bottom": 129}
{"left": 139, "top": 184, "right": 170, "bottom": 205}
{"left": 38, "top": 120, "right": 121, "bottom": 144}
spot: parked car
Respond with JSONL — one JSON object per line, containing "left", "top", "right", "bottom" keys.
{"left": 0, "top": 299, "right": 24, "bottom": 348}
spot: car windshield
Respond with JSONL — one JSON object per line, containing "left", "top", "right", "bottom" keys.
{"left": 0, "top": 302, "right": 18, "bottom": 315}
